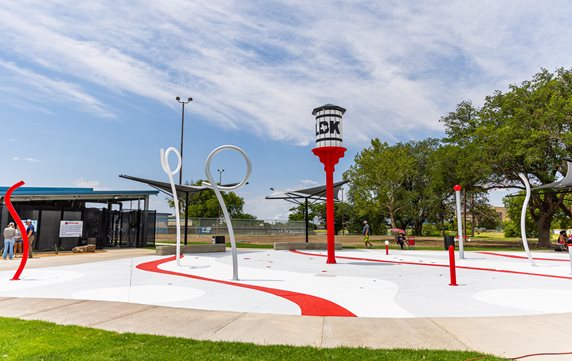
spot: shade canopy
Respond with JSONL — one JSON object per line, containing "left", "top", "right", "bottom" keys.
{"left": 533, "top": 160, "right": 572, "bottom": 190}
{"left": 119, "top": 174, "right": 211, "bottom": 201}
{"left": 265, "top": 180, "right": 348, "bottom": 203}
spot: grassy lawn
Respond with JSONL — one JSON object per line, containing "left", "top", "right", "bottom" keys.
{"left": 0, "top": 317, "right": 505, "bottom": 361}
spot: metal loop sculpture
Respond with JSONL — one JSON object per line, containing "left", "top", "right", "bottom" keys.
{"left": 160, "top": 145, "right": 251, "bottom": 280}
{"left": 517, "top": 173, "right": 536, "bottom": 266}
{"left": 203, "top": 145, "right": 252, "bottom": 281}
{"left": 160, "top": 147, "right": 183, "bottom": 266}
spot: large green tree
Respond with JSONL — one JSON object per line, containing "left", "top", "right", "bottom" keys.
{"left": 169, "top": 180, "right": 256, "bottom": 219}
{"left": 344, "top": 139, "right": 415, "bottom": 232}
{"left": 442, "top": 68, "right": 572, "bottom": 246}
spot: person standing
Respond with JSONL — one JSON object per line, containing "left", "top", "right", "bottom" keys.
{"left": 13, "top": 225, "right": 22, "bottom": 256}
{"left": 363, "top": 221, "right": 372, "bottom": 248}
{"left": 25, "top": 219, "right": 35, "bottom": 258}
{"left": 396, "top": 233, "right": 405, "bottom": 250}
{"left": 3, "top": 222, "right": 16, "bottom": 260}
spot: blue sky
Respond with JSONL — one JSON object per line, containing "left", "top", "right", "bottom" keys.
{"left": 1, "top": 1, "right": 572, "bottom": 219}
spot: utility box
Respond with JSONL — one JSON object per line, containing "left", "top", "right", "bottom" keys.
{"left": 212, "top": 235, "right": 226, "bottom": 244}
{"left": 444, "top": 235, "right": 455, "bottom": 250}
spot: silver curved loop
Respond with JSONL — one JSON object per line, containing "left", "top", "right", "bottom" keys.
{"left": 160, "top": 147, "right": 182, "bottom": 176}
{"left": 203, "top": 145, "right": 252, "bottom": 281}
{"left": 160, "top": 147, "right": 182, "bottom": 266}
{"left": 454, "top": 189, "right": 464, "bottom": 259}
{"left": 518, "top": 173, "right": 536, "bottom": 266}
{"left": 203, "top": 145, "right": 252, "bottom": 191}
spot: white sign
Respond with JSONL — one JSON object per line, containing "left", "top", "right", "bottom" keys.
{"left": 59, "top": 221, "right": 83, "bottom": 237}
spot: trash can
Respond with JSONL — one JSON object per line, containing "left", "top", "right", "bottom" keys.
{"left": 212, "top": 235, "right": 226, "bottom": 244}
{"left": 444, "top": 235, "right": 455, "bottom": 250}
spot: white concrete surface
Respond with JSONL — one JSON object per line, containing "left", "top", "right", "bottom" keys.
{"left": 0, "top": 248, "right": 571, "bottom": 359}
{"left": 0, "top": 249, "right": 571, "bottom": 319}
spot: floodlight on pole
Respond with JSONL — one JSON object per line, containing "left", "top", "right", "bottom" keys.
{"left": 217, "top": 169, "right": 225, "bottom": 185}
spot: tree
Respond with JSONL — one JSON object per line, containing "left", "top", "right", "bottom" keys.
{"left": 168, "top": 180, "right": 257, "bottom": 219}
{"left": 288, "top": 201, "right": 357, "bottom": 234}
{"left": 442, "top": 68, "right": 572, "bottom": 247}
{"left": 344, "top": 139, "right": 416, "bottom": 233}
{"left": 503, "top": 193, "right": 538, "bottom": 238}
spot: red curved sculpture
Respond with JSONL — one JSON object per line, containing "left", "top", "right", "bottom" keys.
{"left": 5, "top": 181, "right": 29, "bottom": 280}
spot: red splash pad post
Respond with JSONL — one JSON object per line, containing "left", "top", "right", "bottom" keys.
{"left": 312, "top": 146, "right": 346, "bottom": 264}
{"left": 448, "top": 245, "right": 457, "bottom": 286}
{"left": 5, "top": 181, "right": 29, "bottom": 281}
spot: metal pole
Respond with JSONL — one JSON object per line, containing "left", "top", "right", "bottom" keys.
{"left": 176, "top": 97, "right": 192, "bottom": 246}
{"left": 454, "top": 185, "right": 464, "bottom": 259}
{"left": 341, "top": 188, "right": 345, "bottom": 235}
{"left": 179, "top": 102, "right": 185, "bottom": 185}
{"left": 184, "top": 192, "right": 189, "bottom": 245}
{"left": 305, "top": 198, "right": 309, "bottom": 243}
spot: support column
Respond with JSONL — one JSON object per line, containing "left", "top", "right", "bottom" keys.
{"left": 312, "top": 146, "right": 346, "bottom": 264}
{"left": 305, "top": 198, "right": 309, "bottom": 243}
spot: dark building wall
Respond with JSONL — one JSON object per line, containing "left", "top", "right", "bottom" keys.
{"left": 0, "top": 203, "right": 155, "bottom": 251}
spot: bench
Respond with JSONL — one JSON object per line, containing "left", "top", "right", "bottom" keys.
{"left": 273, "top": 242, "right": 342, "bottom": 251}
{"left": 156, "top": 244, "right": 226, "bottom": 255}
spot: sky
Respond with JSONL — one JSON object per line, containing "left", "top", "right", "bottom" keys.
{"left": 1, "top": 0, "right": 572, "bottom": 219}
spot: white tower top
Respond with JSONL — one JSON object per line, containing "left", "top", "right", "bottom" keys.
{"left": 313, "top": 104, "right": 346, "bottom": 148}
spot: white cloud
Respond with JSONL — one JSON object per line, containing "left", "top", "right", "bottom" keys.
{"left": 1, "top": 1, "right": 572, "bottom": 145}
{"left": 243, "top": 194, "right": 293, "bottom": 221}
{"left": 72, "top": 178, "right": 107, "bottom": 190}
{"left": 12, "top": 156, "right": 41, "bottom": 163}
{"left": 299, "top": 179, "right": 319, "bottom": 188}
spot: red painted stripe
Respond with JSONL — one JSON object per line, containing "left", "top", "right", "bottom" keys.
{"left": 290, "top": 250, "right": 572, "bottom": 281}
{"left": 477, "top": 251, "right": 569, "bottom": 262}
{"left": 136, "top": 256, "right": 356, "bottom": 317}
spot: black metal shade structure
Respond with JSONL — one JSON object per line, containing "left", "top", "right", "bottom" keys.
{"left": 119, "top": 174, "right": 242, "bottom": 245}
{"left": 265, "top": 180, "right": 349, "bottom": 242}
{"left": 120, "top": 174, "right": 215, "bottom": 246}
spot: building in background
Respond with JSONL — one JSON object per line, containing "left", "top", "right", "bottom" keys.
{"left": 0, "top": 186, "right": 158, "bottom": 251}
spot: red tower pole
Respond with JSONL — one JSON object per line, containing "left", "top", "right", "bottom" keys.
{"left": 312, "top": 147, "right": 346, "bottom": 264}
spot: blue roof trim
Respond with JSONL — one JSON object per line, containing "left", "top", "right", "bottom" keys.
{"left": 0, "top": 187, "right": 158, "bottom": 196}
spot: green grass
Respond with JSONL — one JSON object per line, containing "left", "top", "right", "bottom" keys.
{"left": 0, "top": 317, "right": 505, "bottom": 360}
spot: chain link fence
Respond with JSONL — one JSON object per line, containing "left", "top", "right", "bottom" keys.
{"left": 156, "top": 215, "right": 308, "bottom": 241}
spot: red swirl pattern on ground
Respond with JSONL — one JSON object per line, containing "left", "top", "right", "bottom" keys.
{"left": 291, "top": 250, "right": 572, "bottom": 281}
{"left": 477, "top": 251, "right": 569, "bottom": 262}
{"left": 136, "top": 255, "right": 356, "bottom": 317}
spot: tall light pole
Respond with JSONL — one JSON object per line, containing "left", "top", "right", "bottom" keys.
{"left": 176, "top": 96, "right": 193, "bottom": 185}
{"left": 176, "top": 96, "right": 192, "bottom": 245}
{"left": 217, "top": 169, "right": 225, "bottom": 185}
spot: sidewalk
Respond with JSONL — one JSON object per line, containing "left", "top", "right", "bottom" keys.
{"left": 0, "top": 297, "right": 569, "bottom": 360}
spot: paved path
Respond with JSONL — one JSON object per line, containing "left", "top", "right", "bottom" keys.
{"left": 0, "top": 248, "right": 155, "bottom": 270}
{"left": 0, "top": 297, "right": 570, "bottom": 360}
